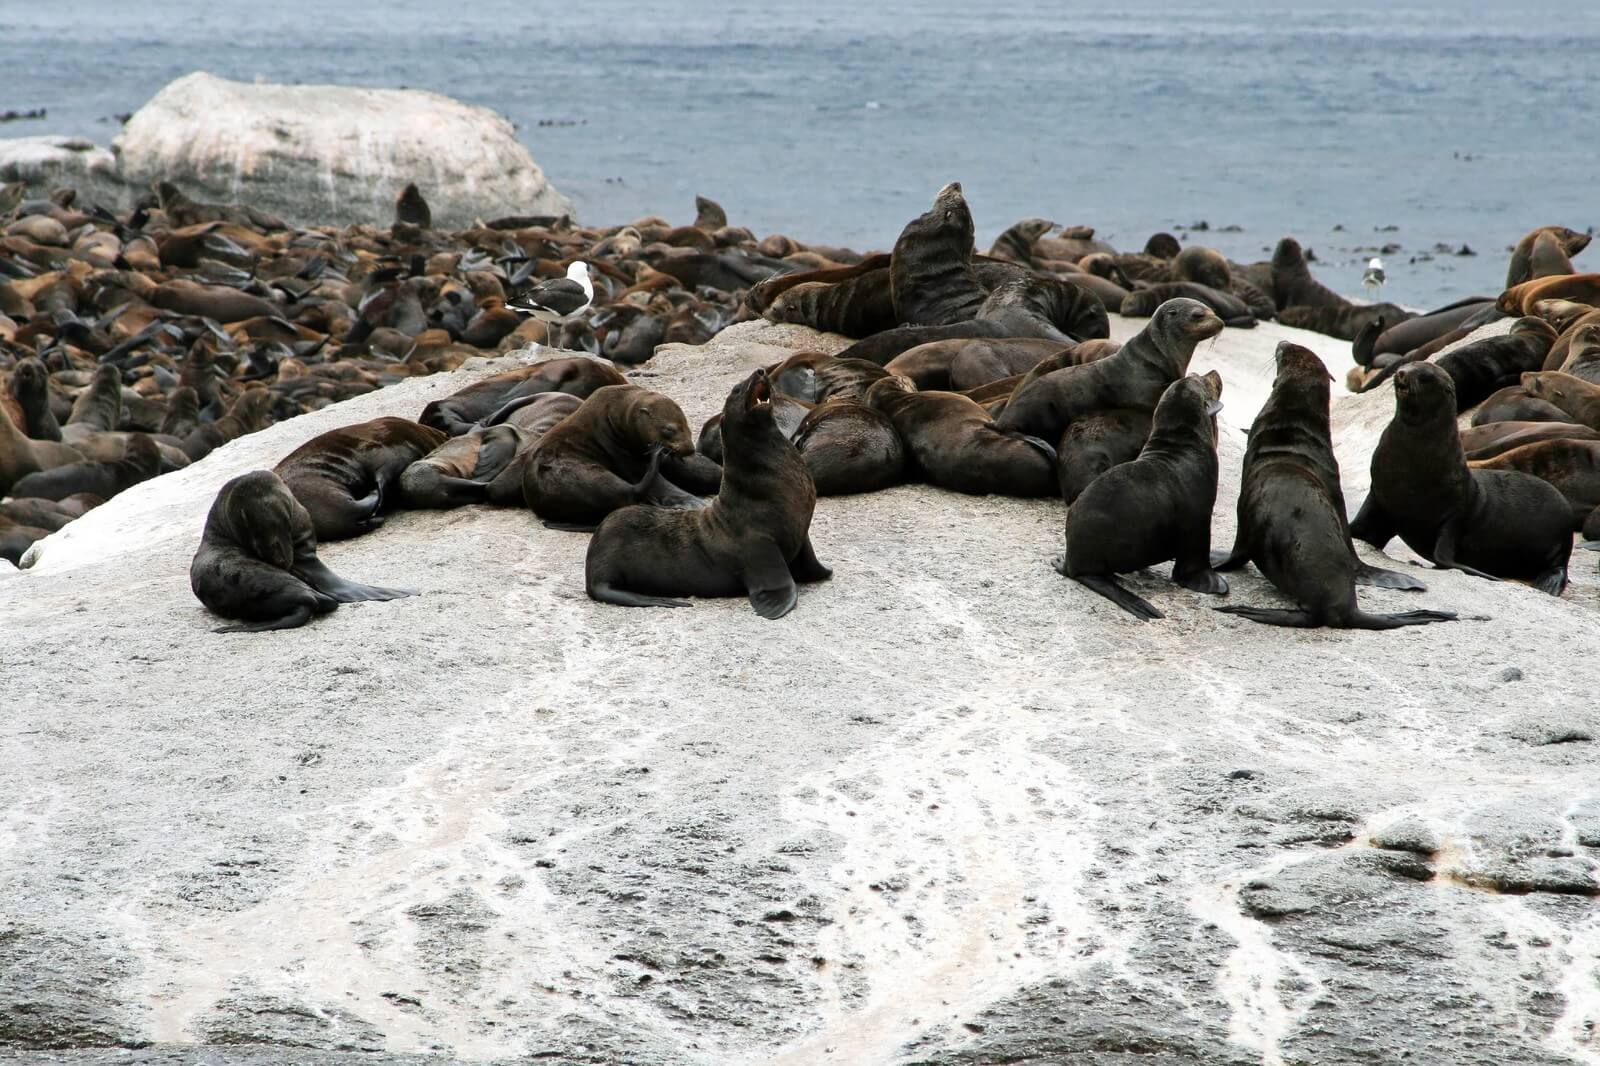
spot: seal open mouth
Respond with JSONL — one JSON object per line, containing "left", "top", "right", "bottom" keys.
{"left": 748, "top": 370, "right": 772, "bottom": 410}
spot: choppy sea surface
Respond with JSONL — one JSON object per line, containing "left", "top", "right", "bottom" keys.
{"left": 2, "top": 0, "right": 1596, "bottom": 307}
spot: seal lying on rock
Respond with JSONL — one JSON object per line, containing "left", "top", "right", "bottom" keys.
{"left": 274, "top": 417, "right": 448, "bottom": 540}
{"left": 1214, "top": 341, "right": 1455, "bottom": 629}
{"left": 399, "top": 424, "right": 527, "bottom": 508}
{"left": 1351, "top": 363, "right": 1572, "bottom": 596}
{"left": 866, "top": 375, "right": 1057, "bottom": 497}
{"left": 191, "top": 470, "right": 414, "bottom": 633}
{"left": 585, "top": 369, "right": 831, "bottom": 618}
{"left": 418, "top": 357, "right": 627, "bottom": 436}
{"left": 1054, "top": 374, "right": 1227, "bottom": 620}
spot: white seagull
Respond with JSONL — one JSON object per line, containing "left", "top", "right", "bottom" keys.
{"left": 507, "top": 261, "right": 594, "bottom": 345}
{"left": 1362, "top": 256, "right": 1386, "bottom": 301}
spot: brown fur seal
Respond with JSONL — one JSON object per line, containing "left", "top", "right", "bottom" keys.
{"left": 698, "top": 394, "right": 810, "bottom": 464}
{"left": 1269, "top": 237, "right": 1344, "bottom": 309}
{"left": 1542, "top": 308, "right": 1600, "bottom": 371}
{"left": 994, "top": 298, "right": 1223, "bottom": 440}
{"left": 790, "top": 401, "right": 906, "bottom": 496}
{"left": 1056, "top": 408, "right": 1155, "bottom": 505}
{"left": 1277, "top": 301, "right": 1410, "bottom": 342}
{"left": 1054, "top": 374, "right": 1226, "bottom": 620}
{"left": 891, "top": 182, "right": 988, "bottom": 327}
{"left": 768, "top": 353, "right": 891, "bottom": 404}
{"left": 191, "top": 470, "right": 414, "bottom": 633}
{"left": 181, "top": 388, "right": 274, "bottom": 461}
{"left": 1460, "top": 420, "right": 1600, "bottom": 461}
{"left": 1355, "top": 317, "right": 1558, "bottom": 407}
{"left": 1121, "top": 282, "right": 1256, "bottom": 327}
{"left": 419, "top": 357, "right": 628, "bottom": 436}
{"left": 761, "top": 262, "right": 898, "bottom": 338}
{"left": 399, "top": 424, "right": 527, "bottom": 508}
{"left": 0, "top": 394, "right": 82, "bottom": 495}
{"left": 159, "top": 386, "right": 200, "bottom": 439}
{"left": 585, "top": 369, "right": 830, "bottom": 618}
{"left": 1173, "top": 246, "right": 1232, "bottom": 290}
{"left": 274, "top": 417, "right": 447, "bottom": 541}
{"left": 1470, "top": 439, "right": 1600, "bottom": 533}
{"left": 1215, "top": 342, "right": 1453, "bottom": 628}
{"left": 1520, "top": 371, "right": 1600, "bottom": 430}
{"left": 523, "top": 384, "right": 704, "bottom": 529}
{"left": 1497, "top": 274, "right": 1600, "bottom": 317}
{"left": 1506, "top": 226, "right": 1591, "bottom": 288}
{"left": 61, "top": 364, "right": 123, "bottom": 445}
{"left": 394, "top": 183, "right": 431, "bottom": 229}
{"left": 1560, "top": 323, "right": 1600, "bottom": 383}
{"left": 0, "top": 515, "right": 48, "bottom": 565}
{"left": 9, "top": 431, "right": 160, "bottom": 502}
{"left": 948, "top": 339, "right": 1080, "bottom": 391}
{"left": 1351, "top": 362, "right": 1571, "bottom": 595}
{"left": 987, "top": 218, "right": 1055, "bottom": 264}
{"left": 866, "top": 375, "right": 1056, "bottom": 497}
{"left": 7, "top": 358, "right": 60, "bottom": 440}
{"left": 1469, "top": 386, "right": 1571, "bottom": 426}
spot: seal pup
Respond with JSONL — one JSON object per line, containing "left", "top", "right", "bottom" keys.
{"left": 866, "top": 375, "right": 1057, "bottom": 497}
{"left": 274, "top": 417, "right": 448, "bottom": 541}
{"left": 1351, "top": 362, "right": 1572, "bottom": 595}
{"left": 523, "top": 384, "right": 703, "bottom": 529}
{"left": 192, "top": 470, "right": 414, "bottom": 633}
{"left": 994, "top": 298, "right": 1223, "bottom": 441}
{"left": 1054, "top": 374, "right": 1227, "bottom": 620}
{"left": 585, "top": 369, "right": 831, "bottom": 618}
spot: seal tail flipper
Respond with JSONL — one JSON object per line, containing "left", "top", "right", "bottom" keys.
{"left": 587, "top": 581, "right": 691, "bottom": 609}
{"left": 1210, "top": 544, "right": 1249, "bottom": 571}
{"left": 999, "top": 428, "right": 1057, "bottom": 462}
{"left": 1353, "top": 560, "right": 1427, "bottom": 591}
{"left": 1215, "top": 605, "right": 1317, "bottom": 627}
{"left": 1071, "top": 574, "right": 1163, "bottom": 621}
{"left": 1532, "top": 567, "right": 1568, "bottom": 597}
{"left": 215, "top": 605, "right": 320, "bottom": 633}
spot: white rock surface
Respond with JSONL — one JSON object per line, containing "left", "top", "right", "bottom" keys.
{"left": 0, "top": 134, "right": 123, "bottom": 205}
{"left": 1, "top": 318, "right": 1597, "bottom": 1065}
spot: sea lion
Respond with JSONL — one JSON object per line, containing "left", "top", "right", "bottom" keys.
{"left": 890, "top": 182, "right": 988, "bottom": 327}
{"left": 585, "top": 368, "right": 830, "bottom": 618}
{"left": 1542, "top": 308, "right": 1600, "bottom": 371}
{"left": 790, "top": 401, "right": 906, "bottom": 496}
{"left": 1350, "top": 362, "right": 1572, "bottom": 595}
{"left": 697, "top": 394, "right": 811, "bottom": 464}
{"left": 522, "top": 384, "right": 704, "bottom": 529}
{"left": 1469, "top": 386, "right": 1571, "bottom": 427}
{"left": 768, "top": 353, "right": 891, "bottom": 404}
{"left": 1460, "top": 421, "right": 1600, "bottom": 462}
{"left": 191, "top": 470, "right": 414, "bottom": 633}
{"left": 7, "top": 358, "right": 60, "bottom": 440}
{"left": 1357, "top": 299, "right": 1500, "bottom": 367}
{"left": 865, "top": 375, "right": 1056, "bottom": 497}
{"left": 994, "top": 298, "right": 1223, "bottom": 441}
{"left": 1215, "top": 342, "right": 1453, "bottom": 629}
{"left": 1053, "top": 374, "right": 1226, "bottom": 620}
{"left": 1355, "top": 317, "right": 1558, "bottom": 408}
{"left": 159, "top": 386, "right": 200, "bottom": 439}
{"left": 1173, "top": 245, "right": 1232, "bottom": 290}
{"left": 1520, "top": 371, "right": 1600, "bottom": 430}
{"left": 419, "top": 357, "right": 628, "bottom": 435}
{"left": 1056, "top": 408, "right": 1153, "bottom": 504}
{"left": 1470, "top": 439, "right": 1600, "bottom": 533}
{"left": 761, "top": 265, "right": 898, "bottom": 338}
{"left": 948, "top": 339, "right": 1080, "bottom": 391}
{"left": 399, "top": 424, "right": 527, "bottom": 508}
{"left": 1497, "top": 274, "right": 1600, "bottom": 317}
{"left": 987, "top": 218, "right": 1055, "bottom": 264}
{"left": 1121, "top": 282, "right": 1255, "bottom": 328}
{"left": 181, "top": 388, "right": 274, "bottom": 461}
{"left": 1506, "top": 226, "right": 1591, "bottom": 288}
{"left": 1277, "top": 301, "right": 1410, "bottom": 342}
{"left": 61, "top": 364, "right": 123, "bottom": 445}
{"left": 747, "top": 252, "right": 891, "bottom": 314}
{"left": 970, "top": 269, "right": 1110, "bottom": 341}
{"left": 1269, "top": 237, "right": 1343, "bottom": 309}
{"left": 274, "top": 417, "right": 448, "bottom": 541}
{"left": 8, "top": 431, "right": 160, "bottom": 502}
{"left": 1561, "top": 323, "right": 1600, "bottom": 383}
{"left": 394, "top": 183, "right": 431, "bottom": 229}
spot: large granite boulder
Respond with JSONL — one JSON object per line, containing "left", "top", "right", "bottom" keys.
{"left": 0, "top": 135, "right": 123, "bottom": 206}
{"left": 102, "top": 71, "right": 571, "bottom": 228}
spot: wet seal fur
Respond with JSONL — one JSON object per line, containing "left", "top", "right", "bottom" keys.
{"left": 274, "top": 417, "right": 447, "bottom": 541}
{"left": 1351, "top": 362, "right": 1572, "bottom": 595}
{"left": 1054, "top": 374, "right": 1227, "bottom": 620}
{"left": 1214, "top": 341, "right": 1457, "bottom": 629}
{"left": 191, "top": 470, "right": 414, "bottom": 633}
{"left": 585, "top": 369, "right": 831, "bottom": 618}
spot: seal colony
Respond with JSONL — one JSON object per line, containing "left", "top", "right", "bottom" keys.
{"left": 2, "top": 175, "right": 1595, "bottom": 625}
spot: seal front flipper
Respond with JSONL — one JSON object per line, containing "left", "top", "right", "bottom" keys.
{"left": 1070, "top": 574, "right": 1164, "bottom": 621}
{"left": 742, "top": 542, "right": 800, "bottom": 619}
{"left": 1215, "top": 605, "right": 1316, "bottom": 628}
{"left": 1348, "top": 495, "right": 1397, "bottom": 548}
{"left": 788, "top": 536, "right": 833, "bottom": 583}
{"left": 1209, "top": 543, "right": 1249, "bottom": 571}
{"left": 293, "top": 557, "right": 416, "bottom": 603}
{"left": 1431, "top": 523, "right": 1499, "bottom": 581}
{"left": 1532, "top": 566, "right": 1569, "bottom": 597}
{"left": 1353, "top": 560, "right": 1427, "bottom": 591}
{"left": 1172, "top": 561, "right": 1228, "bottom": 595}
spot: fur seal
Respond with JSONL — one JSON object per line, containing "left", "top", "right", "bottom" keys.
{"left": 181, "top": 387, "right": 274, "bottom": 461}
{"left": 419, "top": 358, "right": 628, "bottom": 436}
{"left": 1215, "top": 342, "right": 1453, "bottom": 629}
{"left": 400, "top": 424, "right": 527, "bottom": 508}
{"left": 698, "top": 394, "right": 810, "bottom": 465}
{"left": 891, "top": 182, "right": 988, "bottom": 327}
{"left": 585, "top": 368, "right": 830, "bottom": 618}
{"left": 394, "top": 183, "right": 431, "bottom": 229}
{"left": 994, "top": 298, "right": 1223, "bottom": 440}
{"left": 1355, "top": 317, "right": 1557, "bottom": 406}
{"left": 523, "top": 384, "right": 704, "bottom": 529}
{"left": 191, "top": 470, "right": 414, "bottom": 633}
{"left": 61, "top": 364, "right": 123, "bottom": 445}
{"left": 1506, "top": 226, "right": 1591, "bottom": 288}
{"left": 1470, "top": 439, "right": 1600, "bottom": 533}
{"left": 1054, "top": 374, "right": 1227, "bottom": 619}
{"left": 1350, "top": 362, "right": 1572, "bottom": 595}
{"left": 987, "top": 218, "right": 1055, "bottom": 264}
{"left": 9, "top": 431, "right": 161, "bottom": 502}
{"left": 768, "top": 353, "right": 891, "bottom": 404}
{"left": 882, "top": 338, "right": 1056, "bottom": 391}
{"left": 1, "top": 398, "right": 82, "bottom": 494}
{"left": 791, "top": 401, "right": 906, "bottom": 496}
{"left": 947, "top": 339, "right": 1079, "bottom": 391}
{"left": 1520, "top": 371, "right": 1600, "bottom": 430}
{"left": 865, "top": 375, "right": 1056, "bottom": 497}
{"left": 760, "top": 261, "right": 898, "bottom": 338}
{"left": 1121, "top": 281, "right": 1255, "bottom": 327}
{"left": 1460, "top": 420, "right": 1600, "bottom": 461}
{"left": 7, "top": 358, "right": 60, "bottom": 440}
{"left": 1056, "top": 407, "right": 1155, "bottom": 505}
{"left": 1560, "top": 323, "right": 1600, "bottom": 383}
{"left": 274, "top": 417, "right": 447, "bottom": 541}
{"left": 1469, "top": 386, "right": 1571, "bottom": 426}
{"left": 1497, "top": 274, "right": 1600, "bottom": 317}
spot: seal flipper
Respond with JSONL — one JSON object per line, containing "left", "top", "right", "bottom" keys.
{"left": 1172, "top": 563, "right": 1228, "bottom": 595}
{"left": 1353, "top": 560, "right": 1427, "bottom": 591}
{"left": 216, "top": 605, "right": 319, "bottom": 633}
{"left": 1532, "top": 566, "right": 1568, "bottom": 597}
{"left": 788, "top": 537, "right": 833, "bottom": 583}
{"left": 1432, "top": 523, "right": 1500, "bottom": 581}
{"left": 1215, "top": 605, "right": 1316, "bottom": 627}
{"left": 1343, "top": 609, "right": 1459, "bottom": 630}
{"left": 587, "top": 580, "right": 691, "bottom": 609}
{"left": 1001, "top": 429, "right": 1057, "bottom": 462}
{"left": 1348, "top": 496, "right": 1397, "bottom": 548}
{"left": 293, "top": 557, "right": 416, "bottom": 603}
{"left": 1068, "top": 572, "right": 1164, "bottom": 621}
{"left": 1210, "top": 543, "right": 1249, "bottom": 571}
{"left": 742, "top": 542, "right": 800, "bottom": 619}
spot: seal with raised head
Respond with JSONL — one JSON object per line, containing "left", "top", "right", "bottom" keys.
{"left": 1054, "top": 374, "right": 1227, "bottom": 620}
{"left": 1350, "top": 362, "right": 1572, "bottom": 595}
{"left": 866, "top": 375, "right": 1056, "bottom": 497}
{"left": 394, "top": 183, "right": 431, "bottom": 229}
{"left": 7, "top": 358, "right": 60, "bottom": 441}
{"left": 891, "top": 182, "right": 988, "bottom": 327}
{"left": 1506, "top": 226, "right": 1591, "bottom": 288}
{"left": 181, "top": 387, "right": 274, "bottom": 461}
{"left": 994, "top": 298, "right": 1223, "bottom": 441}
{"left": 419, "top": 357, "right": 628, "bottom": 436}
{"left": 523, "top": 383, "right": 704, "bottom": 529}
{"left": 791, "top": 401, "right": 906, "bottom": 496}
{"left": 1, "top": 400, "right": 82, "bottom": 495}
{"left": 274, "top": 417, "right": 448, "bottom": 541}
{"left": 192, "top": 470, "right": 414, "bottom": 633}
{"left": 585, "top": 368, "right": 831, "bottom": 618}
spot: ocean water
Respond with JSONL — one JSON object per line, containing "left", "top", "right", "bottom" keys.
{"left": 2, "top": 0, "right": 1596, "bottom": 307}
